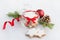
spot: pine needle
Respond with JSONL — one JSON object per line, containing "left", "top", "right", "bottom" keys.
{"left": 7, "top": 11, "right": 20, "bottom": 18}
{"left": 38, "top": 19, "right": 54, "bottom": 29}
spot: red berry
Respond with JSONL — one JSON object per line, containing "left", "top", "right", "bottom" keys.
{"left": 36, "top": 9, "right": 44, "bottom": 18}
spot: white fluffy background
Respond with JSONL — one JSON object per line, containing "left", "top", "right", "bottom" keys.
{"left": 0, "top": 0, "right": 59, "bottom": 40}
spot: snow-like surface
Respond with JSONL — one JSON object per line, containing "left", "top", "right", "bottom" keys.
{"left": 0, "top": 0, "right": 59, "bottom": 40}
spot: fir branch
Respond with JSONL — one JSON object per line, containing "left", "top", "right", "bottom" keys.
{"left": 38, "top": 19, "right": 54, "bottom": 29}
{"left": 47, "top": 23, "right": 54, "bottom": 29}
{"left": 7, "top": 11, "right": 21, "bottom": 18}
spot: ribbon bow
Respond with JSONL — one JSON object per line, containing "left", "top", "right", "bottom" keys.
{"left": 25, "top": 16, "right": 38, "bottom": 26}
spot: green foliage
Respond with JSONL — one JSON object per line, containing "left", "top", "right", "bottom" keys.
{"left": 7, "top": 11, "right": 20, "bottom": 18}
{"left": 38, "top": 19, "right": 54, "bottom": 29}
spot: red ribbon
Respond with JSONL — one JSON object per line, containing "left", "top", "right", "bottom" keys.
{"left": 24, "top": 16, "right": 38, "bottom": 26}
{"left": 23, "top": 10, "right": 39, "bottom": 26}
{"left": 24, "top": 10, "right": 35, "bottom": 12}
{"left": 3, "top": 17, "right": 21, "bottom": 30}
{"left": 3, "top": 10, "right": 39, "bottom": 29}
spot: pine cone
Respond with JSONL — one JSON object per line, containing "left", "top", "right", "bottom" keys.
{"left": 38, "top": 15, "right": 54, "bottom": 29}
{"left": 40, "top": 15, "right": 50, "bottom": 23}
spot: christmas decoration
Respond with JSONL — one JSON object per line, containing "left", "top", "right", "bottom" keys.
{"left": 3, "top": 11, "right": 21, "bottom": 30}
{"left": 38, "top": 15, "right": 54, "bottom": 29}
{"left": 2, "top": 9, "right": 54, "bottom": 38}
{"left": 40, "top": 15, "right": 50, "bottom": 23}
{"left": 23, "top": 10, "right": 39, "bottom": 28}
{"left": 36, "top": 9, "right": 44, "bottom": 18}
{"left": 26, "top": 28, "right": 46, "bottom": 38}
{"left": 7, "top": 11, "right": 21, "bottom": 18}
